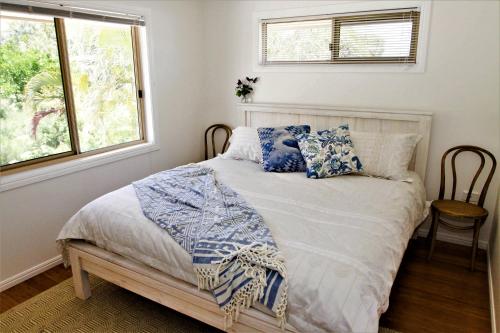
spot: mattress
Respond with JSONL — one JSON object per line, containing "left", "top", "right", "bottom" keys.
{"left": 58, "top": 157, "right": 427, "bottom": 333}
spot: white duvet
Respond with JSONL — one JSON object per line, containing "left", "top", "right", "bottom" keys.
{"left": 58, "top": 158, "right": 427, "bottom": 333}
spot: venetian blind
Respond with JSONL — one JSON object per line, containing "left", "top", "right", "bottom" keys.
{"left": 261, "top": 9, "right": 420, "bottom": 64}
{"left": 0, "top": 1, "right": 145, "bottom": 26}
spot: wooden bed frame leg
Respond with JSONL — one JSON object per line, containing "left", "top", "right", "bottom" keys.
{"left": 69, "top": 248, "right": 91, "bottom": 299}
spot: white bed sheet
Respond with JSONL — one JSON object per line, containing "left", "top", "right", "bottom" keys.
{"left": 58, "top": 158, "right": 427, "bottom": 333}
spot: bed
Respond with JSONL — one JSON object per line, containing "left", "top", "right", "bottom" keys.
{"left": 58, "top": 103, "right": 432, "bottom": 333}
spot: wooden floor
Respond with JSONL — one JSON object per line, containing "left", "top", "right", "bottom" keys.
{"left": 0, "top": 262, "right": 72, "bottom": 314}
{"left": 0, "top": 238, "right": 491, "bottom": 332}
{"left": 380, "top": 238, "right": 490, "bottom": 333}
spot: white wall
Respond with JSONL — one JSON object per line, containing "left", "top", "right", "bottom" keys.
{"left": 489, "top": 190, "right": 500, "bottom": 333}
{"left": 201, "top": 0, "right": 500, "bottom": 246}
{"left": 0, "top": 0, "right": 206, "bottom": 283}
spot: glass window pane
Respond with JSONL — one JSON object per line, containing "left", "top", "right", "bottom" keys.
{"left": 0, "top": 14, "right": 72, "bottom": 166}
{"left": 64, "top": 19, "right": 140, "bottom": 152}
{"left": 265, "top": 19, "right": 332, "bottom": 62}
{"left": 339, "top": 20, "right": 413, "bottom": 58}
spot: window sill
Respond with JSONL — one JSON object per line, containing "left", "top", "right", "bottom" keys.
{"left": 0, "top": 142, "right": 159, "bottom": 192}
{"left": 253, "top": 63, "right": 426, "bottom": 73}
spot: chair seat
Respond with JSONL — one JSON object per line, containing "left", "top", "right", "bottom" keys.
{"left": 432, "top": 199, "right": 488, "bottom": 219}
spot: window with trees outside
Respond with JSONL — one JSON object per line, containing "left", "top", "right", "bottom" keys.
{"left": 261, "top": 9, "right": 420, "bottom": 65}
{"left": 0, "top": 7, "right": 146, "bottom": 172}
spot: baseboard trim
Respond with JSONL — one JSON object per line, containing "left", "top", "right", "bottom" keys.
{"left": 417, "top": 227, "right": 489, "bottom": 250}
{"left": 487, "top": 249, "right": 497, "bottom": 333}
{"left": 0, "top": 255, "right": 63, "bottom": 292}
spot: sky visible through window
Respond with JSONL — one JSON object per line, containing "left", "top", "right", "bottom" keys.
{"left": 339, "top": 21, "right": 413, "bottom": 58}
{"left": 266, "top": 20, "right": 332, "bottom": 62}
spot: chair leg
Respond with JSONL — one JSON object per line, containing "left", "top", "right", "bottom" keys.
{"left": 470, "top": 219, "right": 481, "bottom": 272}
{"left": 426, "top": 209, "right": 435, "bottom": 244}
{"left": 427, "top": 210, "right": 440, "bottom": 261}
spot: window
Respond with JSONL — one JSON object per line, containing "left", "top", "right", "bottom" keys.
{"left": 261, "top": 10, "right": 420, "bottom": 65}
{"left": 1, "top": 15, "right": 73, "bottom": 167}
{"left": 0, "top": 4, "right": 146, "bottom": 172}
{"left": 65, "top": 20, "right": 143, "bottom": 152}
{"left": 263, "top": 19, "right": 332, "bottom": 63}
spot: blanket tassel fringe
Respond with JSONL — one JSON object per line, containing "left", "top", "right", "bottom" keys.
{"left": 194, "top": 243, "right": 288, "bottom": 330}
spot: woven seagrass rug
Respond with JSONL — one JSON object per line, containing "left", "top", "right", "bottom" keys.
{"left": 0, "top": 275, "right": 401, "bottom": 333}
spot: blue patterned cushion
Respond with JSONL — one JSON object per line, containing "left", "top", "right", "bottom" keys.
{"left": 296, "top": 124, "right": 363, "bottom": 179}
{"left": 257, "top": 125, "right": 311, "bottom": 172}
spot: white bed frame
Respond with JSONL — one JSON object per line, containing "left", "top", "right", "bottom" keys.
{"left": 68, "top": 103, "right": 432, "bottom": 332}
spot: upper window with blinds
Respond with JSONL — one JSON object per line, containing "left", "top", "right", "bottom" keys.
{"left": 261, "top": 10, "right": 420, "bottom": 65}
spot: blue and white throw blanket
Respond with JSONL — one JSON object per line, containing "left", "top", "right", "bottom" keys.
{"left": 132, "top": 164, "right": 288, "bottom": 327}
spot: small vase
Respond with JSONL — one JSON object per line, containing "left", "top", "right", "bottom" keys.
{"left": 241, "top": 96, "right": 252, "bottom": 103}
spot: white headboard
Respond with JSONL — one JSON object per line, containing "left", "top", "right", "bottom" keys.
{"left": 237, "top": 103, "right": 433, "bottom": 181}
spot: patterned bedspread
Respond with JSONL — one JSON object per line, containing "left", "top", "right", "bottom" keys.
{"left": 132, "top": 164, "right": 287, "bottom": 327}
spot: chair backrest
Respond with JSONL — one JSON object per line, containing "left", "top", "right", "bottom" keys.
{"left": 439, "top": 145, "right": 496, "bottom": 207}
{"left": 204, "top": 124, "right": 232, "bottom": 160}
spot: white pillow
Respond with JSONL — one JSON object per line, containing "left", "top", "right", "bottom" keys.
{"left": 220, "top": 127, "right": 262, "bottom": 163}
{"left": 350, "top": 131, "right": 421, "bottom": 181}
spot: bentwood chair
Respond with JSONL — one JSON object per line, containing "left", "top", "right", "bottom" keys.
{"left": 204, "top": 124, "right": 232, "bottom": 160}
{"left": 427, "top": 145, "right": 496, "bottom": 271}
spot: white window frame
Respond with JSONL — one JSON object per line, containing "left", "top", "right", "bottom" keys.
{"left": 252, "top": 1, "right": 432, "bottom": 73}
{"left": 0, "top": 1, "right": 160, "bottom": 192}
